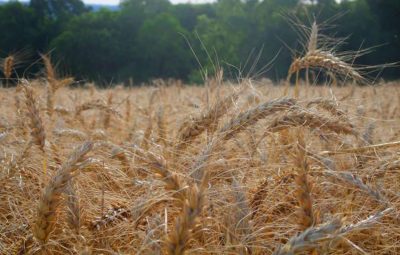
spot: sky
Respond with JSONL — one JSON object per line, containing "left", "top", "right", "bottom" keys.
{"left": 85, "top": 0, "right": 215, "bottom": 4}
{"left": 13, "top": 0, "right": 342, "bottom": 6}
{"left": 15, "top": 0, "right": 213, "bottom": 5}
{"left": 83, "top": 0, "right": 120, "bottom": 4}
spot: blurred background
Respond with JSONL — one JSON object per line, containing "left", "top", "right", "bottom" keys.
{"left": 0, "top": 0, "right": 399, "bottom": 85}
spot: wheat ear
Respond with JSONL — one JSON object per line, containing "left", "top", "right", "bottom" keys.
{"left": 66, "top": 180, "right": 82, "bottom": 234}
{"left": 267, "top": 107, "right": 358, "bottom": 136}
{"left": 137, "top": 148, "right": 186, "bottom": 202}
{"left": 3, "top": 55, "right": 15, "bottom": 87}
{"left": 166, "top": 173, "right": 208, "bottom": 255}
{"left": 294, "top": 131, "right": 315, "bottom": 230}
{"left": 156, "top": 107, "right": 168, "bottom": 147}
{"left": 21, "top": 81, "right": 46, "bottom": 152}
{"left": 103, "top": 92, "right": 113, "bottom": 128}
{"left": 306, "top": 98, "right": 347, "bottom": 119}
{"left": 75, "top": 99, "right": 122, "bottom": 118}
{"left": 33, "top": 141, "right": 93, "bottom": 243}
{"left": 250, "top": 178, "right": 269, "bottom": 219}
{"left": 218, "top": 98, "right": 296, "bottom": 141}
{"left": 306, "top": 21, "right": 318, "bottom": 87}
{"left": 273, "top": 218, "right": 343, "bottom": 255}
{"left": 40, "top": 53, "right": 56, "bottom": 85}
{"left": 175, "top": 90, "right": 240, "bottom": 150}
{"left": 288, "top": 51, "right": 363, "bottom": 83}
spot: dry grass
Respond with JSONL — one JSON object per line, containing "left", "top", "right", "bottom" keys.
{"left": 0, "top": 21, "right": 398, "bottom": 253}
{"left": 0, "top": 77, "right": 399, "bottom": 254}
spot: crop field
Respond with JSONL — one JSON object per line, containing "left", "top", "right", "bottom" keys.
{"left": 1, "top": 15, "right": 400, "bottom": 254}
{"left": 1, "top": 76, "right": 400, "bottom": 254}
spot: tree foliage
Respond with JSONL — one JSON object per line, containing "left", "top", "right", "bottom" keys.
{"left": 0, "top": 0, "right": 399, "bottom": 84}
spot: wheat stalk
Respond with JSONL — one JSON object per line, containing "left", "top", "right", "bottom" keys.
{"left": 320, "top": 140, "right": 400, "bottom": 155}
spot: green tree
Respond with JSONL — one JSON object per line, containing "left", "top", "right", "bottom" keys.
{"left": 0, "top": 2, "right": 39, "bottom": 52}
{"left": 172, "top": 4, "right": 215, "bottom": 31}
{"left": 50, "top": 9, "right": 126, "bottom": 83}
{"left": 30, "top": 0, "right": 87, "bottom": 20}
{"left": 137, "top": 13, "right": 193, "bottom": 80}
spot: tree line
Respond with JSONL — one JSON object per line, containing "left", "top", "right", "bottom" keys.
{"left": 0, "top": 0, "right": 399, "bottom": 85}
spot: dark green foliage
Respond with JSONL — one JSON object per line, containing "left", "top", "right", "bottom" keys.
{"left": 0, "top": 0, "right": 399, "bottom": 84}
{"left": 0, "top": 2, "right": 39, "bottom": 51}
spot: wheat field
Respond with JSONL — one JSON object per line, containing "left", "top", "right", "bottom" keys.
{"left": 0, "top": 75, "right": 399, "bottom": 254}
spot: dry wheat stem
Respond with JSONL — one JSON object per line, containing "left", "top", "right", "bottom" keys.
{"left": 320, "top": 140, "right": 400, "bottom": 155}
{"left": 4, "top": 139, "right": 32, "bottom": 179}
{"left": 231, "top": 178, "right": 254, "bottom": 253}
